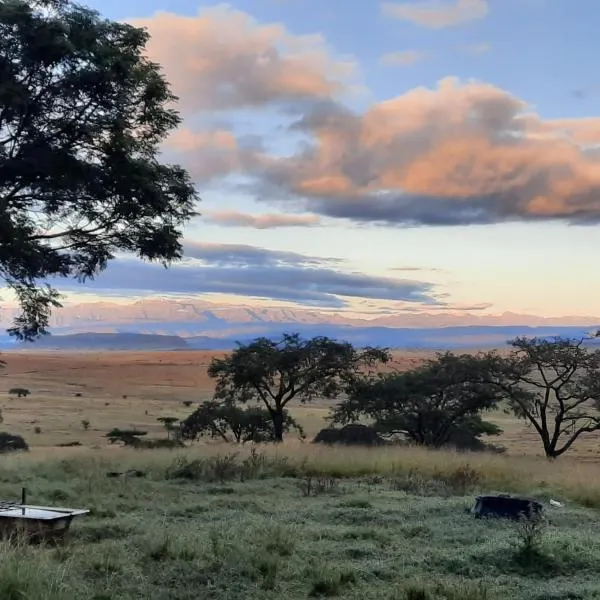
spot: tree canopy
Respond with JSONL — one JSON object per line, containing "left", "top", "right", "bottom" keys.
{"left": 208, "top": 332, "right": 390, "bottom": 441}
{"left": 488, "top": 336, "right": 600, "bottom": 458}
{"left": 0, "top": 0, "right": 198, "bottom": 339}
{"left": 180, "top": 400, "right": 304, "bottom": 444}
{"left": 332, "top": 351, "right": 503, "bottom": 450}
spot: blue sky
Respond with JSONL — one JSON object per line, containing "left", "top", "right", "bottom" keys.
{"left": 42, "top": 0, "right": 600, "bottom": 318}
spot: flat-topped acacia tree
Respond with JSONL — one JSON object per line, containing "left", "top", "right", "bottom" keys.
{"left": 207, "top": 332, "right": 391, "bottom": 442}
{"left": 488, "top": 336, "right": 600, "bottom": 459}
{"left": 0, "top": 0, "right": 198, "bottom": 340}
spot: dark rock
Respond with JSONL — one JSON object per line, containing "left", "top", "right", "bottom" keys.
{"left": 125, "top": 469, "right": 146, "bottom": 478}
{"left": 473, "top": 495, "right": 543, "bottom": 520}
{"left": 313, "top": 424, "right": 385, "bottom": 446}
{"left": 106, "top": 469, "right": 147, "bottom": 478}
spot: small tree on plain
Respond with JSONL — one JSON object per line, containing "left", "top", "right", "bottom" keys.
{"left": 180, "top": 401, "right": 304, "bottom": 443}
{"left": 8, "top": 388, "right": 30, "bottom": 398}
{"left": 106, "top": 428, "right": 148, "bottom": 447}
{"left": 208, "top": 333, "right": 390, "bottom": 442}
{"left": 157, "top": 416, "right": 179, "bottom": 440}
{"left": 332, "top": 352, "right": 503, "bottom": 449}
{"left": 488, "top": 336, "right": 600, "bottom": 459}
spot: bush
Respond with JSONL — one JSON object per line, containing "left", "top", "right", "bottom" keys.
{"left": 180, "top": 401, "right": 304, "bottom": 443}
{"left": 0, "top": 432, "right": 28, "bottom": 453}
{"left": 313, "top": 424, "right": 385, "bottom": 446}
{"left": 8, "top": 388, "right": 29, "bottom": 398}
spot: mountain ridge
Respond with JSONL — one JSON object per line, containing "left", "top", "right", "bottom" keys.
{"left": 2, "top": 298, "right": 598, "bottom": 332}
{"left": 1, "top": 298, "right": 598, "bottom": 350}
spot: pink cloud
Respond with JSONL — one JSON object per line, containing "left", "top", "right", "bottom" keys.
{"left": 255, "top": 77, "right": 600, "bottom": 224}
{"left": 204, "top": 211, "right": 320, "bottom": 228}
{"left": 381, "top": 0, "right": 489, "bottom": 29}
{"left": 129, "top": 5, "right": 357, "bottom": 113}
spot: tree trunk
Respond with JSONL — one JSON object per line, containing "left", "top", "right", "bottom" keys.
{"left": 272, "top": 411, "right": 284, "bottom": 443}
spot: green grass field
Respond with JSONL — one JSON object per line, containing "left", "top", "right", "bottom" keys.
{"left": 1, "top": 445, "right": 600, "bottom": 599}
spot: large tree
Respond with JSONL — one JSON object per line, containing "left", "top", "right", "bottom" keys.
{"left": 489, "top": 337, "right": 600, "bottom": 459}
{"left": 332, "top": 352, "right": 503, "bottom": 449}
{"left": 208, "top": 333, "right": 390, "bottom": 442}
{"left": 0, "top": 0, "right": 198, "bottom": 339}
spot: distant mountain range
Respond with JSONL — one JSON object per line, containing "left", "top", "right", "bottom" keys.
{"left": 0, "top": 298, "right": 598, "bottom": 350}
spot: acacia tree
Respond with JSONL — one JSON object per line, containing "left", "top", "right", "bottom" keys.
{"left": 0, "top": 0, "right": 198, "bottom": 339}
{"left": 332, "top": 352, "right": 503, "bottom": 449}
{"left": 180, "top": 400, "right": 304, "bottom": 444}
{"left": 157, "top": 416, "right": 179, "bottom": 439}
{"left": 208, "top": 333, "right": 390, "bottom": 442}
{"left": 489, "top": 337, "right": 600, "bottom": 459}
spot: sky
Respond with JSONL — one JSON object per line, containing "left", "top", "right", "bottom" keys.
{"left": 21, "top": 0, "right": 600, "bottom": 319}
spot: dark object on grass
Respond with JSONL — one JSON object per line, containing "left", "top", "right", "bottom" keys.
{"left": 74, "top": 393, "right": 82, "bottom": 397}
{"left": 0, "top": 432, "right": 29, "bottom": 453}
{"left": 57, "top": 441, "right": 82, "bottom": 447}
{"left": 106, "top": 470, "right": 147, "bottom": 479}
{"left": 313, "top": 424, "right": 385, "bottom": 446}
{"left": 472, "top": 495, "right": 543, "bottom": 520}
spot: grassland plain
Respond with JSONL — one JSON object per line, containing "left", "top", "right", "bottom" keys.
{"left": 2, "top": 352, "right": 600, "bottom": 598}
{"left": 2, "top": 350, "right": 600, "bottom": 460}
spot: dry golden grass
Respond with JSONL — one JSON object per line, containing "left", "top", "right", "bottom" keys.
{"left": 1, "top": 349, "right": 600, "bottom": 463}
{"left": 3, "top": 440, "right": 600, "bottom": 507}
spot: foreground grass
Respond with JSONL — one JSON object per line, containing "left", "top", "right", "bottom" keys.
{"left": 1, "top": 445, "right": 600, "bottom": 599}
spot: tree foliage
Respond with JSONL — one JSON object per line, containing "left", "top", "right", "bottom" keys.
{"left": 105, "top": 428, "right": 148, "bottom": 447}
{"left": 8, "top": 387, "right": 29, "bottom": 397}
{"left": 0, "top": 431, "right": 28, "bottom": 453}
{"left": 0, "top": 0, "right": 198, "bottom": 339}
{"left": 332, "top": 352, "right": 503, "bottom": 450}
{"left": 208, "top": 332, "right": 390, "bottom": 441}
{"left": 180, "top": 400, "right": 304, "bottom": 444}
{"left": 157, "top": 416, "right": 179, "bottom": 439}
{"left": 488, "top": 337, "right": 600, "bottom": 458}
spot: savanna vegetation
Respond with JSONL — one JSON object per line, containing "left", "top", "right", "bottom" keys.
{"left": 3, "top": 1, "right": 600, "bottom": 598}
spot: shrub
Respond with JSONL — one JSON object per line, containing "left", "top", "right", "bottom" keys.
{"left": 180, "top": 401, "right": 304, "bottom": 443}
{"left": 313, "top": 424, "right": 385, "bottom": 446}
{"left": 0, "top": 433, "right": 28, "bottom": 453}
{"left": 512, "top": 513, "right": 548, "bottom": 566}
{"left": 8, "top": 388, "right": 29, "bottom": 398}
{"left": 105, "top": 429, "right": 148, "bottom": 447}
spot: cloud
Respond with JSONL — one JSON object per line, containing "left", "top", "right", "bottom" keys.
{"left": 381, "top": 0, "right": 489, "bottom": 28}
{"left": 461, "top": 42, "right": 491, "bottom": 54}
{"left": 380, "top": 50, "right": 429, "bottom": 67}
{"left": 204, "top": 211, "right": 320, "bottom": 228}
{"left": 130, "top": 4, "right": 357, "bottom": 114}
{"left": 181, "top": 241, "right": 333, "bottom": 267}
{"left": 391, "top": 266, "right": 445, "bottom": 273}
{"left": 162, "top": 128, "right": 260, "bottom": 182}
{"left": 247, "top": 77, "right": 600, "bottom": 226}
{"left": 51, "top": 244, "right": 440, "bottom": 308}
